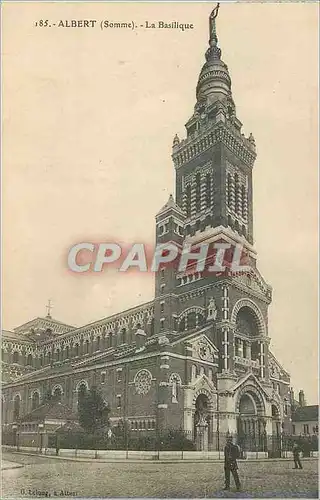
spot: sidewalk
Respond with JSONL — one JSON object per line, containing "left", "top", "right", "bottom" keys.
{"left": 3, "top": 449, "right": 318, "bottom": 465}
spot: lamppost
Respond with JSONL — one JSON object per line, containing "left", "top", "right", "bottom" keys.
{"left": 38, "top": 423, "right": 44, "bottom": 453}
{"left": 216, "top": 388, "right": 220, "bottom": 458}
{"left": 12, "top": 423, "right": 19, "bottom": 451}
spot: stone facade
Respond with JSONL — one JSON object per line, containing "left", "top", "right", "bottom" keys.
{"left": 2, "top": 7, "right": 294, "bottom": 451}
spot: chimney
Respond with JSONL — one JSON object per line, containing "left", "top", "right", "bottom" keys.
{"left": 289, "top": 387, "right": 295, "bottom": 405}
{"left": 298, "top": 390, "right": 306, "bottom": 407}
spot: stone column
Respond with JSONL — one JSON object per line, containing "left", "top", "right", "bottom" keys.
{"left": 246, "top": 342, "right": 251, "bottom": 360}
{"left": 238, "top": 339, "right": 244, "bottom": 358}
{"left": 259, "top": 342, "right": 265, "bottom": 378}
{"left": 222, "top": 327, "right": 229, "bottom": 371}
{"left": 221, "top": 285, "right": 229, "bottom": 321}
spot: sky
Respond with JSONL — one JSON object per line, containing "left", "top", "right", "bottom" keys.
{"left": 2, "top": 2, "right": 318, "bottom": 404}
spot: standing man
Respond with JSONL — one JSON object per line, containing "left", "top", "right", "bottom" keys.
{"left": 223, "top": 436, "right": 241, "bottom": 491}
{"left": 292, "top": 442, "right": 303, "bottom": 469}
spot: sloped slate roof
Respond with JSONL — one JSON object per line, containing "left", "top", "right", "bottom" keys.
{"left": 19, "top": 401, "right": 76, "bottom": 423}
{"left": 292, "top": 405, "right": 318, "bottom": 422}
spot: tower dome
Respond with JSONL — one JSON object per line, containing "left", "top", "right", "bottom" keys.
{"left": 196, "top": 4, "right": 232, "bottom": 105}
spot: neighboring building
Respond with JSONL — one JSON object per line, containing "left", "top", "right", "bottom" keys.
{"left": 2, "top": 7, "right": 298, "bottom": 451}
{"left": 290, "top": 390, "right": 318, "bottom": 436}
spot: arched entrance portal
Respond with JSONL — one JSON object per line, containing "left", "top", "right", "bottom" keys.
{"left": 194, "top": 394, "right": 211, "bottom": 451}
{"left": 237, "top": 391, "right": 266, "bottom": 452}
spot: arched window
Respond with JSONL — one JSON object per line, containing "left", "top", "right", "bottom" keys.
{"left": 12, "top": 351, "right": 19, "bottom": 364}
{"left": 234, "top": 174, "right": 239, "bottom": 215}
{"left": 65, "top": 345, "right": 69, "bottom": 360}
{"left": 150, "top": 318, "right": 155, "bottom": 336}
{"left": 32, "top": 391, "right": 40, "bottom": 410}
{"left": 84, "top": 340, "right": 89, "bottom": 354}
{"left": 206, "top": 173, "right": 212, "bottom": 208}
{"left": 52, "top": 386, "right": 62, "bottom": 402}
{"left": 195, "top": 173, "right": 201, "bottom": 213}
{"left": 179, "top": 318, "right": 186, "bottom": 332}
{"left": 186, "top": 185, "right": 191, "bottom": 218}
{"left": 96, "top": 336, "right": 101, "bottom": 351}
{"left": 227, "top": 173, "right": 232, "bottom": 208}
{"left": 55, "top": 349, "right": 60, "bottom": 362}
{"left": 75, "top": 344, "right": 79, "bottom": 357}
{"left": 121, "top": 329, "right": 126, "bottom": 345}
{"left": 188, "top": 312, "right": 197, "bottom": 329}
{"left": 241, "top": 185, "right": 247, "bottom": 220}
{"left": 191, "top": 364, "right": 197, "bottom": 380}
{"left": 208, "top": 369, "right": 213, "bottom": 381}
{"left": 284, "top": 399, "right": 288, "bottom": 416}
{"left": 236, "top": 307, "right": 259, "bottom": 337}
{"left": 107, "top": 334, "right": 112, "bottom": 348}
{"left": 198, "top": 313, "right": 205, "bottom": 326}
{"left": 77, "top": 383, "right": 87, "bottom": 406}
{"left": 13, "top": 395, "right": 20, "bottom": 420}
{"left": 26, "top": 354, "right": 33, "bottom": 366}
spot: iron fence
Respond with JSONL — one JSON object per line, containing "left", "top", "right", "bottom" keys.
{"left": 2, "top": 426, "right": 318, "bottom": 456}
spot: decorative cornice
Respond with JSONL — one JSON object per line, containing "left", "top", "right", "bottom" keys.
{"left": 172, "top": 124, "right": 256, "bottom": 170}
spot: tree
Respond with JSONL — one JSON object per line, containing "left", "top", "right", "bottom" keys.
{"left": 78, "top": 386, "right": 110, "bottom": 435}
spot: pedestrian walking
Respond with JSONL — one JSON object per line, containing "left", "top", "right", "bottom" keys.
{"left": 292, "top": 442, "right": 303, "bottom": 469}
{"left": 55, "top": 435, "right": 60, "bottom": 456}
{"left": 223, "top": 436, "right": 241, "bottom": 491}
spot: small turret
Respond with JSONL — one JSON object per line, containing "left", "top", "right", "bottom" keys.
{"left": 135, "top": 328, "right": 146, "bottom": 351}
{"left": 173, "top": 134, "right": 180, "bottom": 147}
{"left": 248, "top": 133, "right": 256, "bottom": 151}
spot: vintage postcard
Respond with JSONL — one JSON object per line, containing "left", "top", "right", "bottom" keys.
{"left": 1, "top": 1, "right": 318, "bottom": 498}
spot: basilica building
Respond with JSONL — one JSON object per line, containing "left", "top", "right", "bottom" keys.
{"left": 2, "top": 7, "right": 294, "bottom": 451}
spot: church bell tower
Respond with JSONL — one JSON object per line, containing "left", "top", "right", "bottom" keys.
{"left": 172, "top": 3, "right": 257, "bottom": 254}
{"left": 168, "top": 4, "right": 273, "bottom": 387}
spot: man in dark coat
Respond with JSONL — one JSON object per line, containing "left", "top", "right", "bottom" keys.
{"left": 292, "top": 442, "right": 303, "bottom": 469}
{"left": 223, "top": 436, "right": 241, "bottom": 491}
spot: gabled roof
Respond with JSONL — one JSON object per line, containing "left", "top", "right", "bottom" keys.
{"left": 19, "top": 401, "right": 76, "bottom": 423}
{"left": 292, "top": 405, "right": 318, "bottom": 422}
{"left": 268, "top": 351, "right": 290, "bottom": 379}
{"left": 170, "top": 324, "right": 214, "bottom": 346}
{"left": 230, "top": 372, "right": 271, "bottom": 401}
{"left": 14, "top": 316, "right": 75, "bottom": 334}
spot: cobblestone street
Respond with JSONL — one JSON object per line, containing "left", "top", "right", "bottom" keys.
{"left": 1, "top": 452, "right": 318, "bottom": 498}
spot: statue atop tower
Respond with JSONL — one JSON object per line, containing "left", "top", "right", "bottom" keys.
{"left": 196, "top": 3, "right": 232, "bottom": 107}
{"left": 209, "top": 2, "right": 220, "bottom": 44}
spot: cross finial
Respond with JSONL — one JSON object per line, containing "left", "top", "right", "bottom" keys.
{"left": 46, "top": 299, "right": 53, "bottom": 319}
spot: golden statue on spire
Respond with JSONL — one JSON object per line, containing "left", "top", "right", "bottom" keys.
{"left": 209, "top": 3, "right": 220, "bottom": 41}
{"left": 210, "top": 2, "right": 220, "bottom": 21}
